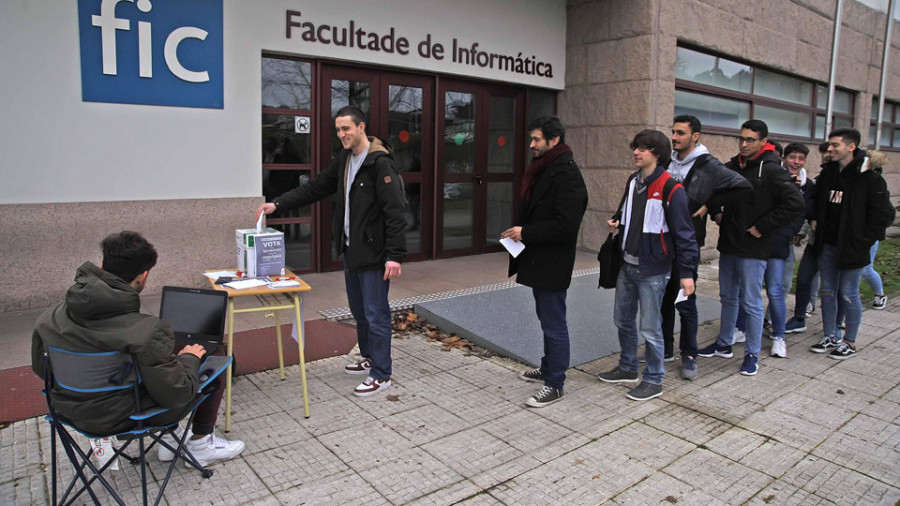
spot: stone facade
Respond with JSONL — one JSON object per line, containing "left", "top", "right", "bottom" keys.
{"left": 564, "top": 0, "right": 900, "bottom": 254}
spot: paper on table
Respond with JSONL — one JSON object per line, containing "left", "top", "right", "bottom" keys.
{"left": 223, "top": 278, "right": 268, "bottom": 290}
{"left": 499, "top": 237, "right": 525, "bottom": 258}
{"left": 256, "top": 211, "right": 265, "bottom": 232}
{"left": 675, "top": 289, "right": 689, "bottom": 304}
{"left": 204, "top": 270, "right": 238, "bottom": 280}
{"left": 266, "top": 280, "right": 301, "bottom": 289}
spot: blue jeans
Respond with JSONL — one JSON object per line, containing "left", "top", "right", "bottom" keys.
{"left": 819, "top": 244, "right": 863, "bottom": 343}
{"left": 614, "top": 263, "right": 669, "bottom": 385}
{"left": 862, "top": 241, "right": 884, "bottom": 295}
{"left": 793, "top": 247, "right": 819, "bottom": 319}
{"left": 343, "top": 256, "right": 392, "bottom": 380}
{"left": 532, "top": 288, "right": 570, "bottom": 390}
{"left": 717, "top": 254, "right": 767, "bottom": 356}
{"left": 765, "top": 258, "right": 786, "bottom": 339}
{"left": 661, "top": 263, "right": 698, "bottom": 358}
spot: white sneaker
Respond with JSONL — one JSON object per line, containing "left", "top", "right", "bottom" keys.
{"left": 185, "top": 433, "right": 245, "bottom": 467}
{"left": 873, "top": 294, "right": 887, "bottom": 310}
{"left": 157, "top": 424, "right": 191, "bottom": 462}
{"left": 771, "top": 338, "right": 787, "bottom": 358}
{"left": 731, "top": 328, "right": 746, "bottom": 344}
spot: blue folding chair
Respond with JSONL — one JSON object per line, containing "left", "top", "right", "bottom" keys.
{"left": 41, "top": 346, "right": 232, "bottom": 506}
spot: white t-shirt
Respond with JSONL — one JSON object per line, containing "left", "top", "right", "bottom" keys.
{"left": 344, "top": 151, "right": 366, "bottom": 246}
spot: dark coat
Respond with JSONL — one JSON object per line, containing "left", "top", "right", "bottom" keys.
{"left": 717, "top": 148, "right": 805, "bottom": 259}
{"left": 810, "top": 149, "right": 896, "bottom": 269}
{"left": 674, "top": 153, "right": 752, "bottom": 247}
{"left": 274, "top": 137, "right": 407, "bottom": 271}
{"left": 508, "top": 151, "right": 588, "bottom": 290}
{"left": 32, "top": 263, "right": 201, "bottom": 436}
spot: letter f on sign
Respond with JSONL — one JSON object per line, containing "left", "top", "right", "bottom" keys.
{"left": 92, "top": 0, "right": 134, "bottom": 75}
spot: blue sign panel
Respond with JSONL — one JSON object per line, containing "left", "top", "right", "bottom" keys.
{"left": 78, "top": 0, "right": 223, "bottom": 109}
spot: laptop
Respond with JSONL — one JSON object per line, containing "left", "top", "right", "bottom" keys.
{"left": 159, "top": 286, "right": 228, "bottom": 354}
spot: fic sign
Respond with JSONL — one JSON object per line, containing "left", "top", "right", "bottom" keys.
{"left": 77, "top": 0, "right": 224, "bottom": 108}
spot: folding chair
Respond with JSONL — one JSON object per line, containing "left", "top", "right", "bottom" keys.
{"left": 41, "top": 346, "right": 232, "bottom": 506}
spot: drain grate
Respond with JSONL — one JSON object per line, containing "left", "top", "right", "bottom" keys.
{"left": 318, "top": 266, "right": 600, "bottom": 321}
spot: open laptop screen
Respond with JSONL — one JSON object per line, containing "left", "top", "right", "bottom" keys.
{"left": 158, "top": 286, "right": 228, "bottom": 351}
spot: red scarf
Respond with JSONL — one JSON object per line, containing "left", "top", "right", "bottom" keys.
{"left": 738, "top": 142, "right": 776, "bottom": 168}
{"left": 521, "top": 143, "right": 571, "bottom": 200}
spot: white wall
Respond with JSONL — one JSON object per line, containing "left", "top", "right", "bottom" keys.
{"left": 0, "top": 0, "right": 565, "bottom": 205}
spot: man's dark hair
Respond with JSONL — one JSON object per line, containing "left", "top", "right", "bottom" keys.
{"left": 335, "top": 105, "right": 366, "bottom": 126}
{"left": 784, "top": 142, "right": 810, "bottom": 158}
{"left": 770, "top": 140, "right": 783, "bottom": 156}
{"left": 673, "top": 115, "right": 702, "bottom": 134}
{"left": 528, "top": 116, "right": 566, "bottom": 144}
{"left": 827, "top": 127, "right": 861, "bottom": 147}
{"left": 741, "top": 119, "right": 769, "bottom": 140}
{"left": 630, "top": 129, "right": 672, "bottom": 167}
{"left": 818, "top": 141, "right": 830, "bottom": 154}
{"left": 101, "top": 231, "right": 158, "bottom": 283}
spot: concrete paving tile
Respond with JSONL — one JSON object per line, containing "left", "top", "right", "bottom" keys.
{"left": 816, "top": 365, "right": 898, "bottom": 398}
{"left": 317, "top": 421, "right": 414, "bottom": 470}
{"left": 406, "top": 478, "right": 484, "bottom": 505}
{"left": 789, "top": 378, "right": 881, "bottom": 413}
{"left": 739, "top": 408, "right": 834, "bottom": 453}
{"left": 241, "top": 437, "right": 347, "bottom": 493}
{"left": 1, "top": 418, "right": 44, "bottom": 486}
{"left": 295, "top": 394, "right": 378, "bottom": 437}
{"left": 745, "top": 480, "right": 838, "bottom": 505}
{"left": 677, "top": 387, "right": 767, "bottom": 426}
{"left": 704, "top": 427, "right": 807, "bottom": 478}
{"left": 766, "top": 390, "right": 857, "bottom": 429}
{"left": 641, "top": 404, "right": 732, "bottom": 445}
{"left": 255, "top": 371, "right": 345, "bottom": 407}
{"left": 467, "top": 454, "right": 543, "bottom": 490}
{"left": 610, "top": 471, "right": 729, "bottom": 506}
{"left": 517, "top": 392, "right": 621, "bottom": 439}
{"left": 479, "top": 409, "right": 576, "bottom": 454}
{"left": 239, "top": 495, "right": 282, "bottom": 506}
{"left": 381, "top": 403, "right": 467, "bottom": 446}
{"left": 859, "top": 398, "right": 900, "bottom": 424}
{"left": 451, "top": 491, "right": 506, "bottom": 505}
{"left": 391, "top": 349, "right": 448, "bottom": 378}
{"left": 487, "top": 442, "right": 655, "bottom": 504}
{"left": 152, "top": 456, "right": 271, "bottom": 505}
{"left": 226, "top": 375, "right": 287, "bottom": 424}
{"left": 780, "top": 456, "right": 900, "bottom": 505}
{"left": 764, "top": 348, "right": 837, "bottom": 377}
{"left": 420, "top": 427, "right": 524, "bottom": 478}
{"left": 274, "top": 469, "right": 389, "bottom": 505}
{"left": 236, "top": 410, "right": 312, "bottom": 456}
{"left": 811, "top": 414, "right": 900, "bottom": 486}
{"left": 598, "top": 422, "right": 696, "bottom": 470}
{"left": 347, "top": 379, "right": 433, "bottom": 420}
{"left": 663, "top": 448, "right": 774, "bottom": 505}
{"left": 403, "top": 374, "right": 519, "bottom": 426}
{"left": 364, "top": 447, "right": 467, "bottom": 504}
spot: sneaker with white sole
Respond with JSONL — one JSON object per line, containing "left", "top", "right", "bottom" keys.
{"left": 770, "top": 338, "right": 787, "bottom": 358}
{"left": 731, "top": 328, "right": 746, "bottom": 344}
{"left": 828, "top": 342, "right": 857, "bottom": 360}
{"left": 353, "top": 376, "right": 391, "bottom": 397}
{"left": 518, "top": 369, "right": 545, "bottom": 383}
{"left": 785, "top": 317, "right": 807, "bottom": 334}
{"left": 597, "top": 367, "right": 639, "bottom": 383}
{"left": 525, "top": 386, "right": 564, "bottom": 408}
{"left": 873, "top": 294, "right": 887, "bottom": 310}
{"left": 805, "top": 302, "right": 815, "bottom": 318}
{"left": 697, "top": 342, "right": 733, "bottom": 358}
{"left": 184, "top": 433, "right": 245, "bottom": 467}
{"left": 810, "top": 336, "right": 840, "bottom": 353}
{"left": 626, "top": 381, "right": 663, "bottom": 401}
{"left": 344, "top": 358, "right": 372, "bottom": 375}
{"left": 740, "top": 354, "right": 758, "bottom": 376}
{"left": 158, "top": 424, "right": 191, "bottom": 462}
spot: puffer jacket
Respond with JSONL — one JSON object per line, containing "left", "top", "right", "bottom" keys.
{"left": 32, "top": 262, "right": 201, "bottom": 435}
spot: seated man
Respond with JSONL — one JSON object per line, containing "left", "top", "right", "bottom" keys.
{"left": 31, "top": 231, "right": 244, "bottom": 467}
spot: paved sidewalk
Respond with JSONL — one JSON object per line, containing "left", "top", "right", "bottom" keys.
{"left": 3, "top": 293, "right": 899, "bottom": 505}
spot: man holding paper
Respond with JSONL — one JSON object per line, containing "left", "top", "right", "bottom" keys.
{"left": 257, "top": 106, "right": 406, "bottom": 397}
{"left": 502, "top": 116, "right": 588, "bottom": 408}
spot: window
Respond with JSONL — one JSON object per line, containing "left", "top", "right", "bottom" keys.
{"left": 675, "top": 46, "right": 854, "bottom": 141}
{"left": 261, "top": 55, "right": 315, "bottom": 272}
{"left": 870, "top": 98, "right": 900, "bottom": 150}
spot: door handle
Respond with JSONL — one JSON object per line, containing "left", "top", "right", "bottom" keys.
{"left": 473, "top": 175, "right": 484, "bottom": 185}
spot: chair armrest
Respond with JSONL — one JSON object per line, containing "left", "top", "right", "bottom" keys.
{"left": 197, "top": 356, "right": 233, "bottom": 392}
{"left": 131, "top": 407, "right": 169, "bottom": 421}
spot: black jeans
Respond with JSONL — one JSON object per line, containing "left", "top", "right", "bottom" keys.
{"left": 660, "top": 263, "right": 698, "bottom": 358}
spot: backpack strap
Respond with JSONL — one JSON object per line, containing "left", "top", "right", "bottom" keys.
{"left": 660, "top": 174, "right": 681, "bottom": 214}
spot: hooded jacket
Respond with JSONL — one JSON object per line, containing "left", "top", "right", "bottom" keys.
{"left": 717, "top": 145, "right": 805, "bottom": 259}
{"left": 810, "top": 148, "right": 895, "bottom": 269}
{"left": 274, "top": 137, "right": 407, "bottom": 271}
{"left": 667, "top": 144, "right": 752, "bottom": 247}
{"left": 32, "top": 262, "right": 201, "bottom": 435}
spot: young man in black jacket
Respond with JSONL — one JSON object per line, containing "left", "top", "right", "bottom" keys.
{"left": 503, "top": 116, "right": 588, "bottom": 408}
{"left": 662, "top": 115, "right": 751, "bottom": 380}
{"left": 808, "top": 128, "right": 895, "bottom": 359}
{"left": 698, "top": 120, "right": 804, "bottom": 376}
{"left": 257, "top": 106, "right": 407, "bottom": 397}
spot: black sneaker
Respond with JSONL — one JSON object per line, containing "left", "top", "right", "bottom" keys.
{"left": 873, "top": 295, "right": 887, "bottom": 310}
{"left": 597, "top": 367, "right": 639, "bottom": 383}
{"left": 697, "top": 343, "right": 733, "bottom": 358}
{"left": 626, "top": 381, "right": 663, "bottom": 401}
{"left": 664, "top": 352, "right": 675, "bottom": 363}
{"left": 810, "top": 336, "right": 840, "bottom": 354}
{"left": 785, "top": 317, "right": 807, "bottom": 334}
{"left": 518, "top": 369, "right": 545, "bottom": 383}
{"left": 828, "top": 342, "right": 857, "bottom": 360}
{"left": 525, "top": 386, "right": 563, "bottom": 408}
